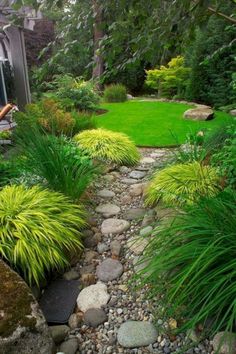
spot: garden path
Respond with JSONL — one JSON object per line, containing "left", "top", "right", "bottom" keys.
{"left": 56, "top": 148, "right": 213, "bottom": 354}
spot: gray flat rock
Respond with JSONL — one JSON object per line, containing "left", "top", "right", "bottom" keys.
{"left": 125, "top": 208, "right": 146, "bottom": 220}
{"left": 140, "top": 157, "right": 155, "bottom": 164}
{"left": 84, "top": 308, "right": 108, "bottom": 327}
{"left": 101, "top": 218, "right": 130, "bottom": 234}
{"left": 129, "top": 170, "right": 146, "bottom": 179}
{"left": 117, "top": 321, "right": 157, "bottom": 348}
{"left": 96, "top": 203, "right": 120, "bottom": 217}
{"left": 121, "top": 178, "right": 139, "bottom": 185}
{"left": 96, "top": 258, "right": 123, "bottom": 282}
{"left": 97, "top": 189, "right": 115, "bottom": 198}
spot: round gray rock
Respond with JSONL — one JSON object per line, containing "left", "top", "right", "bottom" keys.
{"left": 125, "top": 208, "right": 146, "bottom": 220}
{"left": 212, "top": 332, "right": 236, "bottom": 354}
{"left": 117, "top": 321, "right": 157, "bottom": 348}
{"left": 96, "top": 203, "right": 120, "bottom": 217}
{"left": 121, "top": 178, "right": 139, "bottom": 185}
{"left": 59, "top": 338, "right": 79, "bottom": 354}
{"left": 96, "top": 258, "right": 123, "bottom": 282}
{"left": 101, "top": 218, "right": 130, "bottom": 234}
{"left": 97, "top": 189, "right": 115, "bottom": 198}
{"left": 84, "top": 308, "right": 108, "bottom": 328}
{"left": 129, "top": 170, "right": 146, "bottom": 179}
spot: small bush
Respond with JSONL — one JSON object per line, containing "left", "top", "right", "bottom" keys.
{"left": 0, "top": 185, "right": 86, "bottom": 285}
{"left": 74, "top": 128, "right": 140, "bottom": 165}
{"left": 145, "top": 161, "right": 220, "bottom": 206}
{"left": 16, "top": 127, "right": 99, "bottom": 201}
{"left": 71, "top": 111, "right": 96, "bottom": 135}
{"left": 103, "top": 84, "right": 127, "bottom": 103}
{"left": 138, "top": 190, "right": 236, "bottom": 340}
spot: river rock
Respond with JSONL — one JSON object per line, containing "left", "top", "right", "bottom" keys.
{"left": 96, "top": 258, "right": 123, "bottom": 282}
{"left": 110, "top": 240, "right": 122, "bottom": 256}
{"left": 97, "top": 242, "right": 109, "bottom": 254}
{"left": 77, "top": 282, "right": 110, "bottom": 312}
{"left": 125, "top": 208, "right": 146, "bottom": 220}
{"left": 129, "top": 183, "right": 144, "bottom": 197}
{"left": 59, "top": 338, "right": 79, "bottom": 354}
{"left": 0, "top": 260, "right": 53, "bottom": 354}
{"left": 97, "top": 189, "right": 115, "bottom": 198}
{"left": 127, "top": 237, "right": 148, "bottom": 255}
{"left": 96, "top": 203, "right": 120, "bottom": 217}
{"left": 212, "top": 332, "right": 236, "bottom": 354}
{"left": 117, "top": 321, "right": 157, "bottom": 348}
{"left": 184, "top": 107, "right": 214, "bottom": 121}
{"left": 84, "top": 308, "right": 108, "bottom": 327}
{"left": 49, "top": 325, "right": 69, "bottom": 344}
{"left": 121, "top": 178, "right": 139, "bottom": 185}
{"left": 101, "top": 218, "right": 130, "bottom": 234}
{"left": 129, "top": 170, "right": 146, "bottom": 179}
{"left": 63, "top": 269, "right": 79, "bottom": 281}
{"left": 140, "top": 157, "right": 155, "bottom": 164}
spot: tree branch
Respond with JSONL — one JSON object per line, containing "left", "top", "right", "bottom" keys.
{"left": 207, "top": 6, "right": 236, "bottom": 24}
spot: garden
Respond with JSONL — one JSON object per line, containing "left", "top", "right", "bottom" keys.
{"left": 0, "top": 1, "right": 236, "bottom": 354}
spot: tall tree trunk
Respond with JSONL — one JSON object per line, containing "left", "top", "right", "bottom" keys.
{"left": 92, "top": 0, "right": 104, "bottom": 82}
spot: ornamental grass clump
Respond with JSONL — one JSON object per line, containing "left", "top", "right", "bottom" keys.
{"left": 137, "top": 190, "right": 236, "bottom": 341}
{"left": 0, "top": 185, "right": 86, "bottom": 285}
{"left": 103, "top": 84, "right": 127, "bottom": 102}
{"left": 145, "top": 161, "right": 220, "bottom": 206}
{"left": 74, "top": 128, "right": 140, "bottom": 165}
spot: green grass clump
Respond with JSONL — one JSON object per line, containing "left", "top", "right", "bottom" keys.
{"left": 74, "top": 128, "right": 140, "bottom": 165}
{"left": 103, "top": 84, "right": 127, "bottom": 102}
{"left": 138, "top": 190, "right": 236, "bottom": 341}
{"left": 145, "top": 161, "right": 220, "bottom": 206}
{"left": 0, "top": 185, "right": 86, "bottom": 285}
{"left": 96, "top": 101, "right": 232, "bottom": 146}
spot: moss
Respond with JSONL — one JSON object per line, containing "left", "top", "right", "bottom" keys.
{"left": 0, "top": 260, "right": 37, "bottom": 338}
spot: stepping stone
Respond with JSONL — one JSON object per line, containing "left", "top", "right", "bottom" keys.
{"left": 77, "top": 282, "right": 110, "bottom": 312}
{"left": 96, "top": 258, "right": 123, "bottom": 282}
{"left": 121, "top": 177, "right": 139, "bottom": 185}
{"left": 129, "top": 183, "right": 144, "bottom": 197}
{"left": 96, "top": 203, "right": 120, "bottom": 217}
{"left": 39, "top": 279, "right": 80, "bottom": 324}
{"left": 127, "top": 237, "right": 148, "bottom": 255}
{"left": 125, "top": 208, "right": 146, "bottom": 220}
{"left": 129, "top": 170, "right": 146, "bottom": 179}
{"left": 97, "top": 189, "right": 115, "bottom": 198}
{"left": 141, "top": 157, "right": 155, "bottom": 164}
{"left": 84, "top": 308, "right": 107, "bottom": 328}
{"left": 117, "top": 321, "right": 157, "bottom": 348}
{"left": 101, "top": 218, "right": 130, "bottom": 234}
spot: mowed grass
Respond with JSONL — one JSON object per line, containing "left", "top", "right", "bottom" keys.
{"left": 95, "top": 101, "right": 233, "bottom": 147}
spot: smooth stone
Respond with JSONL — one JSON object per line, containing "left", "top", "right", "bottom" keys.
{"left": 84, "top": 308, "right": 108, "bottom": 328}
{"left": 212, "top": 332, "right": 236, "bottom": 354}
{"left": 96, "top": 203, "right": 120, "bottom": 217}
{"left": 120, "top": 195, "right": 132, "bottom": 205}
{"left": 49, "top": 325, "right": 70, "bottom": 344}
{"left": 121, "top": 178, "right": 139, "bottom": 185}
{"left": 84, "top": 250, "right": 98, "bottom": 263}
{"left": 96, "top": 258, "right": 123, "bottom": 282}
{"left": 140, "top": 157, "right": 155, "bottom": 164}
{"left": 77, "top": 282, "right": 110, "bottom": 312}
{"left": 68, "top": 313, "right": 82, "bottom": 330}
{"left": 97, "top": 242, "right": 109, "bottom": 254}
{"left": 129, "top": 170, "right": 146, "bottom": 179}
{"left": 129, "top": 183, "right": 144, "bottom": 197}
{"left": 79, "top": 264, "right": 95, "bottom": 275}
{"left": 125, "top": 208, "right": 146, "bottom": 220}
{"left": 120, "top": 166, "right": 130, "bottom": 174}
{"left": 59, "top": 338, "right": 79, "bottom": 354}
{"left": 127, "top": 237, "right": 148, "bottom": 255}
{"left": 110, "top": 240, "right": 122, "bottom": 257}
{"left": 139, "top": 226, "right": 153, "bottom": 237}
{"left": 104, "top": 174, "right": 116, "bottom": 182}
{"left": 101, "top": 218, "right": 130, "bottom": 234}
{"left": 97, "top": 189, "right": 115, "bottom": 198}
{"left": 63, "top": 269, "right": 79, "bottom": 281}
{"left": 117, "top": 321, "right": 157, "bottom": 348}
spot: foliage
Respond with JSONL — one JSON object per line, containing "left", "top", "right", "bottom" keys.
{"left": 145, "top": 56, "right": 190, "bottom": 98}
{"left": 138, "top": 190, "right": 236, "bottom": 341}
{"left": 16, "top": 128, "right": 99, "bottom": 201}
{"left": 46, "top": 75, "right": 100, "bottom": 112}
{"left": 0, "top": 157, "right": 22, "bottom": 188}
{"left": 145, "top": 161, "right": 220, "bottom": 207}
{"left": 74, "top": 128, "right": 140, "bottom": 165}
{"left": 0, "top": 184, "right": 86, "bottom": 285}
{"left": 0, "top": 130, "right": 12, "bottom": 140}
{"left": 103, "top": 84, "right": 127, "bottom": 103}
{"left": 71, "top": 111, "right": 96, "bottom": 134}
{"left": 172, "top": 131, "right": 206, "bottom": 164}
{"left": 14, "top": 99, "right": 76, "bottom": 136}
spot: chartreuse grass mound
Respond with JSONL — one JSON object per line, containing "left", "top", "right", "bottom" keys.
{"left": 0, "top": 185, "right": 86, "bottom": 285}
{"left": 145, "top": 161, "right": 220, "bottom": 206}
{"left": 74, "top": 128, "right": 140, "bottom": 165}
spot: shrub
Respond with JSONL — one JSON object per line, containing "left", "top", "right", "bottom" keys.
{"left": 71, "top": 111, "right": 96, "bottom": 135}
{"left": 16, "top": 128, "right": 99, "bottom": 201}
{"left": 74, "top": 128, "right": 140, "bottom": 165}
{"left": 145, "top": 56, "right": 190, "bottom": 98}
{"left": 103, "top": 84, "right": 127, "bottom": 102}
{"left": 14, "top": 99, "right": 76, "bottom": 136}
{"left": 0, "top": 185, "right": 86, "bottom": 285}
{"left": 138, "top": 190, "right": 236, "bottom": 341}
{"left": 48, "top": 74, "right": 100, "bottom": 111}
{"left": 145, "top": 161, "right": 220, "bottom": 206}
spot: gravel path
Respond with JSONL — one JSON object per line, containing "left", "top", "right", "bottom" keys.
{"left": 56, "top": 148, "right": 213, "bottom": 354}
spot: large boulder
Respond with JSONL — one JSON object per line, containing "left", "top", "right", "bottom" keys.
{"left": 0, "top": 260, "right": 53, "bottom": 354}
{"left": 184, "top": 107, "right": 214, "bottom": 121}
{"left": 230, "top": 109, "right": 236, "bottom": 116}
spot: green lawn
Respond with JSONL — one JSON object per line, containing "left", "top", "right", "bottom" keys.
{"left": 95, "top": 101, "right": 233, "bottom": 147}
